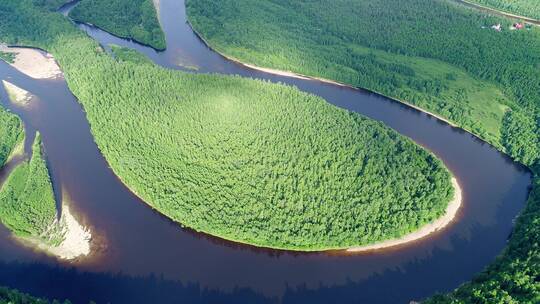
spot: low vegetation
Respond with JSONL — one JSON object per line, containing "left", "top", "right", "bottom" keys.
{"left": 467, "top": 0, "right": 540, "bottom": 20}
{"left": 187, "top": 0, "right": 540, "bottom": 301}
{"left": 0, "top": 132, "right": 61, "bottom": 245}
{"left": 0, "top": 106, "right": 24, "bottom": 166}
{"left": 0, "top": 51, "right": 16, "bottom": 64}
{"left": 69, "top": 0, "right": 166, "bottom": 50}
{"left": 0, "top": 0, "right": 456, "bottom": 250}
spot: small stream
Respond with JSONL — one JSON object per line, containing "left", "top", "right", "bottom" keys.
{"left": 0, "top": 0, "right": 532, "bottom": 303}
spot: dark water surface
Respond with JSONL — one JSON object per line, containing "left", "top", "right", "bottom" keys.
{"left": 0, "top": 0, "right": 532, "bottom": 303}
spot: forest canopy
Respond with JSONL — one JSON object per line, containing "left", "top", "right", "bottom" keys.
{"left": 185, "top": 0, "right": 540, "bottom": 301}
{"left": 0, "top": 105, "right": 23, "bottom": 166}
{"left": 0, "top": 132, "right": 60, "bottom": 245}
{"left": 186, "top": 0, "right": 540, "bottom": 154}
{"left": 69, "top": 0, "right": 166, "bottom": 50}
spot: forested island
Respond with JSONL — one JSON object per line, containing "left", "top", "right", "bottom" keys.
{"left": 0, "top": 0, "right": 458, "bottom": 251}
{"left": 0, "top": 97, "right": 90, "bottom": 259}
{"left": 0, "top": 105, "right": 60, "bottom": 244}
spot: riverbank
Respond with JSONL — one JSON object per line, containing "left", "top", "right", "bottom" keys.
{"left": 21, "top": 203, "right": 91, "bottom": 260}
{"left": 0, "top": 45, "right": 62, "bottom": 79}
{"left": 347, "top": 178, "right": 462, "bottom": 252}
{"left": 42, "top": 204, "right": 91, "bottom": 260}
{"left": 153, "top": 0, "right": 160, "bottom": 20}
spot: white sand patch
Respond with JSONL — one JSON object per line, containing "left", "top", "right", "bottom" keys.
{"left": 0, "top": 45, "right": 62, "bottom": 79}
{"left": 21, "top": 203, "right": 92, "bottom": 260}
{"left": 2, "top": 80, "right": 32, "bottom": 107}
{"left": 347, "top": 178, "right": 462, "bottom": 252}
{"left": 44, "top": 205, "right": 92, "bottom": 260}
{"left": 153, "top": 0, "right": 161, "bottom": 20}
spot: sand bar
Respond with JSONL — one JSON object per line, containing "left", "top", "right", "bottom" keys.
{"left": 0, "top": 44, "right": 62, "bottom": 79}
{"left": 2, "top": 80, "right": 33, "bottom": 107}
{"left": 43, "top": 205, "right": 92, "bottom": 260}
{"left": 21, "top": 203, "right": 92, "bottom": 260}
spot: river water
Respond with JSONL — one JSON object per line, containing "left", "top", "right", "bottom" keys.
{"left": 0, "top": 0, "right": 532, "bottom": 303}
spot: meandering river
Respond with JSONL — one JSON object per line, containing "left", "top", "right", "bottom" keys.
{"left": 0, "top": 0, "right": 532, "bottom": 303}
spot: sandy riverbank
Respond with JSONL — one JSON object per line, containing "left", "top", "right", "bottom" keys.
{"left": 347, "top": 178, "right": 462, "bottom": 252}
{"left": 2, "top": 80, "right": 33, "bottom": 107}
{"left": 153, "top": 0, "right": 160, "bottom": 18}
{"left": 22, "top": 202, "right": 92, "bottom": 260}
{"left": 43, "top": 205, "right": 92, "bottom": 260}
{"left": 0, "top": 45, "right": 62, "bottom": 79}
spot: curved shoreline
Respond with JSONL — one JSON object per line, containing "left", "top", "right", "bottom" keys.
{"left": 6, "top": 8, "right": 463, "bottom": 254}
{"left": 347, "top": 178, "right": 462, "bottom": 252}
{"left": 110, "top": 167, "right": 462, "bottom": 253}
{"left": 36, "top": 12, "right": 466, "bottom": 253}
{"left": 69, "top": 20, "right": 464, "bottom": 254}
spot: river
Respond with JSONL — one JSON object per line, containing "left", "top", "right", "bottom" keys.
{"left": 0, "top": 0, "right": 532, "bottom": 303}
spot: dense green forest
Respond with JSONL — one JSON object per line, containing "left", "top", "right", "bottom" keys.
{"left": 468, "top": 0, "right": 540, "bottom": 20}
{"left": 110, "top": 44, "right": 153, "bottom": 65}
{"left": 69, "top": 0, "right": 166, "bottom": 50}
{"left": 186, "top": 0, "right": 540, "bottom": 151}
{"left": 0, "top": 133, "right": 61, "bottom": 245}
{"left": 0, "top": 106, "right": 24, "bottom": 166}
{"left": 186, "top": 0, "right": 540, "bottom": 302}
{"left": 31, "top": 0, "right": 71, "bottom": 11}
{"left": 0, "top": 0, "right": 456, "bottom": 250}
